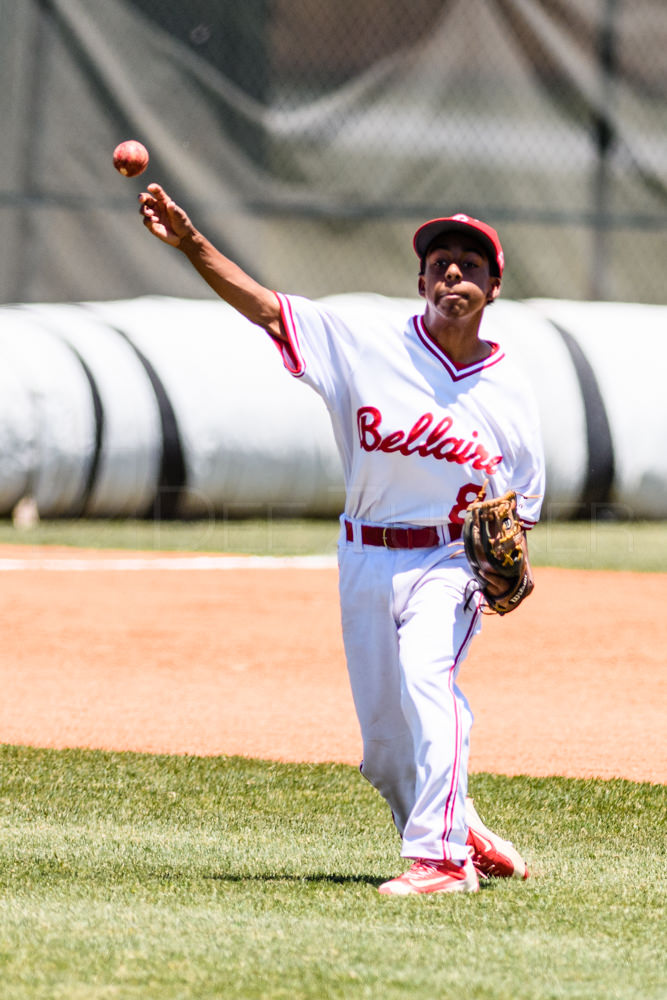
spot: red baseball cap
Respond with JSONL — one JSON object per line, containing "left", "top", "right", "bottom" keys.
{"left": 413, "top": 213, "right": 505, "bottom": 277}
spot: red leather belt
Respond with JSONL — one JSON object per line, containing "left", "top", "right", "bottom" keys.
{"left": 344, "top": 519, "right": 462, "bottom": 549}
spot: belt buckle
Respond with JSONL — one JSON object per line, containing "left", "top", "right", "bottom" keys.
{"left": 382, "top": 526, "right": 408, "bottom": 548}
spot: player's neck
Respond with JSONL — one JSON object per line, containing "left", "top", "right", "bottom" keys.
{"left": 421, "top": 315, "right": 492, "bottom": 368}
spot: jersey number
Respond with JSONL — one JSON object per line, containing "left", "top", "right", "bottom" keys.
{"left": 448, "top": 483, "right": 486, "bottom": 524}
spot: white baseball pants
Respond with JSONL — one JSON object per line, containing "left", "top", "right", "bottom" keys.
{"left": 338, "top": 523, "right": 482, "bottom": 862}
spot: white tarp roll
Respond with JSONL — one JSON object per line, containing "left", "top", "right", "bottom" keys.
{"left": 0, "top": 356, "right": 34, "bottom": 512}
{"left": 527, "top": 299, "right": 667, "bottom": 520}
{"left": 0, "top": 313, "right": 95, "bottom": 516}
{"left": 0, "top": 294, "right": 664, "bottom": 520}
{"left": 88, "top": 296, "right": 346, "bottom": 517}
{"left": 21, "top": 303, "right": 163, "bottom": 517}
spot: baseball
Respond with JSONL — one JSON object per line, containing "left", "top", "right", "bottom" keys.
{"left": 113, "top": 140, "right": 149, "bottom": 178}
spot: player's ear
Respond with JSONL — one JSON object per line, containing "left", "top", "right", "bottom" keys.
{"left": 418, "top": 274, "right": 426, "bottom": 298}
{"left": 486, "top": 277, "right": 501, "bottom": 304}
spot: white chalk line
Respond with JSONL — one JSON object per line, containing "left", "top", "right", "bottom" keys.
{"left": 0, "top": 554, "right": 338, "bottom": 572}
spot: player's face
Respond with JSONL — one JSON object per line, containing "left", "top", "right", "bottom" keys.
{"left": 418, "top": 236, "right": 501, "bottom": 322}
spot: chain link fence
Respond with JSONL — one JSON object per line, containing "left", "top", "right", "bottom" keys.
{"left": 1, "top": 0, "right": 665, "bottom": 304}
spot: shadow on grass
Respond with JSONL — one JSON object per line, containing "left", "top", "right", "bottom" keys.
{"left": 205, "top": 872, "right": 504, "bottom": 890}
{"left": 205, "top": 872, "right": 382, "bottom": 886}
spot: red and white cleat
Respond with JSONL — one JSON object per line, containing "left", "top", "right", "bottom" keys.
{"left": 465, "top": 798, "right": 529, "bottom": 881}
{"left": 378, "top": 856, "right": 479, "bottom": 895}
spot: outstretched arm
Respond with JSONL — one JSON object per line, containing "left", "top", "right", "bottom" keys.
{"left": 138, "top": 183, "right": 285, "bottom": 341}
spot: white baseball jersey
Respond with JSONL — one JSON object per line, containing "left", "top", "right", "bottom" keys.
{"left": 273, "top": 293, "right": 545, "bottom": 528}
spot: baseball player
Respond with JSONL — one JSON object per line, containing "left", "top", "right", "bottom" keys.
{"left": 138, "top": 183, "right": 545, "bottom": 895}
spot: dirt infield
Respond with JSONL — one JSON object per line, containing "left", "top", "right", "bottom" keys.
{"left": 1, "top": 545, "right": 664, "bottom": 784}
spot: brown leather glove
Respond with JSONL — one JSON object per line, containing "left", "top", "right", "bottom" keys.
{"left": 462, "top": 490, "right": 534, "bottom": 615}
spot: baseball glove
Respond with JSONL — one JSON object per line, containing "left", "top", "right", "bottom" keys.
{"left": 462, "top": 489, "right": 534, "bottom": 616}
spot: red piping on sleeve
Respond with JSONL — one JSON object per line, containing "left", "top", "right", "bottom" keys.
{"left": 269, "top": 292, "right": 306, "bottom": 377}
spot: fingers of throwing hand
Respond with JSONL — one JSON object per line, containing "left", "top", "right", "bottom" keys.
{"left": 137, "top": 184, "right": 190, "bottom": 246}
{"left": 138, "top": 184, "right": 169, "bottom": 215}
{"left": 138, "top": 190, "right": 156, "bottom": 216}
{"left": 138, "top": 194, "right": 166, "bottom": 235}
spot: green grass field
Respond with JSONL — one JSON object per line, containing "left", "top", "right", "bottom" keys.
{"left": 1, "top": 747, "right": 665, "bottom": 1000}
{"left": 1, "top": 518, "right": 665, "bottom": 998}
{"left": 2, "top": 516, "right": 667, "bottom": 572}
